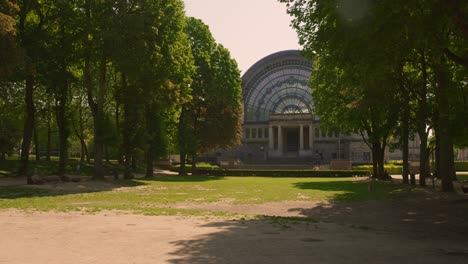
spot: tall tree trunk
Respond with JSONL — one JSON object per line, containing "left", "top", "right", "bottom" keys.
{"left": 89, "top": 53, "right": 107, "bottom": 180}
{"left": 78, "top": 96, "right": 85, "bottom": 163}
{"left": 1, "top": 153, "right": 5, "bottom": 161}
{"left": 121, "top": 73, "right": 134, "bottom": 180}
{"left": 73, "top": 124, "right": 89, "bottom": 165}
{"left": 434, "top": 60, "right": 456, "bottom": 191}
{"left": 419, "top": 132, "right": 429, "bottom": 186}
{"left": 371, "top": 142, "right": 379, "bottom": 178}
{"left": 418, "top": 52, "right": 429, "bottom": 186}
{"left": 433, "top": 116, "right": 441, "bottom": 179}
{"left": 56, "top": 81, "right": 69, "bottom": 176}
{"left": 46, "top": 101, "right": 51, "bottom": 162}
{"left": 371, "top": 141, "right": 386, "bottom": 179}
{"left": 115, "top": 99, "right": 123, "bottom": 164}
{"left": 178, "top": 106, "right": 188, "bottom": 176}
{"left": 18, "top": 75, "right": 35, "bottom": 184}
{"left": 84, "top": 0, "right": 106, "bottom": 180}
{"left": 131, "top": 156, "right": 137, "bottom": 172}
{"left": 145, "top": 150, "right": 154, "bottom": 178}
{"left": 401, "top": 97, "right": 410, "bottom": 184}
{"left": 399, "top": 64, "right": 410, "bottom": 184}
{"left": 105, "top": 144, "right": 109, "bottom": 163}
{"left": 191, "top": 153, "right": 197, "bottom": 175}
{"left": 179, "top": 152, "right": 187, "bottom": 176}
{"left": 33, "top": 120, "right": 40, "bottom": 161}
{"left": 379, "top": 142, "right": 386, "bottom": 178}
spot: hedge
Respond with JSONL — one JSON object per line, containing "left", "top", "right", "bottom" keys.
{"left": 188, "top": 169, "right": 370, "bottom": 177}
{"left": 455, "top": 161, "right": 468, "bottom": 172}
{"left": 353, "top": 161, "right": 468, "bottom": 173}
{"left": 353, "top": 165, "right": 402, "bottom": 175}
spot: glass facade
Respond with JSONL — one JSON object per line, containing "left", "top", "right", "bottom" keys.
{"left": 242, "top": 50, "right": 314, "bottom": 123}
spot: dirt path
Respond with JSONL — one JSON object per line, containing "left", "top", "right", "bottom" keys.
{"left": 1, "top": 197, "right": 468, "bottom": 264}
{"left": 1, "top": 176, "right": 468, "bottom": 263}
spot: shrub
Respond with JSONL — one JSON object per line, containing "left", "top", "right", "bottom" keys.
{"left": 455, "top": 161, "right": 468, "bottom": 172}
{"left": 192, "top": 169, "right": 369, "bottom": 177}
{"left": 353, "top": 165, "right": 402, "bottom": 175}
{"left": 173, "top": 162, "right": 219, "bottom": 170}
{"left": 388, "top": 160, "right": 403, "bottom": 166}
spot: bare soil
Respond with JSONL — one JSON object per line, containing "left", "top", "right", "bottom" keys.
{"left": 1, "top": 178, "right": 468, "bottom": 263}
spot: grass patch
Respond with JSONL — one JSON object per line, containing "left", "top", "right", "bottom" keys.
{"left": 0, "top": 176, "right": 414, "bottom": 217}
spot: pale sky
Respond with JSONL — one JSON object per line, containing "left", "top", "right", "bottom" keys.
{"left": 184, "top": 0, "right": 301, "bottom": 74}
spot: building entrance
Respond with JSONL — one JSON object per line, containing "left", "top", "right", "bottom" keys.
{"left": 285, "top": 127, "right": 299, "bottom": 153}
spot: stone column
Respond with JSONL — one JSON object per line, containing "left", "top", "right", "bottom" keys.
{"left": 269, "top": 126, "right": 274, "bottom": 150}
{"left": 299, "top": 125, "right": 304, "bottom": 150}
{"left": 309, "top": 124, "right": 313, "bottom": 151}
{"left": 278, "top": 125, "right": 283, "bottom": 154}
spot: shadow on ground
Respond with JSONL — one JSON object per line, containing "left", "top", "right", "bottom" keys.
{"left": 288, "top": 191, "right": 468, "bottom": 243}
{"left": 293, "top": 179, "right": 411, "bottom": 201}
{"left": 0, "top": 174, "right": 225, "bottom": 200}
{"left": 167, "top": 214, "right": 468, "bottom": 264}
{"left": 142, "top": 175, "right": 225, "bottom": 183}
{"left": 0, "top": 177, "right": 148, "bottom": 199}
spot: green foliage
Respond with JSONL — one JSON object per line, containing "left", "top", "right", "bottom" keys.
{"left": 0, "top": 83, "right": 23, "bottom": 156}
{"left": 455, "top": 162, "right": 468, "bottom": 172}
{"left": 179, "top": 17, "right": 242, "bottom": 163}
{"left": 353, "top": 165, "right": 402, "bottom": 175}
{"left": 173, "top": 162, "right": 219, "bottom": 170}
{"left": 280, "top": 0, "right": 468, "bottom": 185}
{"left": 0, "top": 0, "right": 21, "bottom": 79}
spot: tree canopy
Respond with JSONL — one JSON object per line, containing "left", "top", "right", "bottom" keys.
{"left": 1, "top": 1, "right": 242, "bottom": 182}
{"left": 280, "top": 0, "right": 468, "bottom": 189}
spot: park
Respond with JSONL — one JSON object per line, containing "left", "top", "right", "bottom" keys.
{"left": 1, "top": 0, "right": 468, "bottom": 263}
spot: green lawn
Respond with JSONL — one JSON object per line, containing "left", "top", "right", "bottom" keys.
{"left": 0, "top": 176, "right": 413, "bottom": 216}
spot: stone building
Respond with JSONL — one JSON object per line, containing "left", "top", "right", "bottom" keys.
{"left": 214, "top": 50, "right": 419, "bottom": 165}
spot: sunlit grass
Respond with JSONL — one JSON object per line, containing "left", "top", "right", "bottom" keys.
{"left": 0, "top": 176, "right": 414, "bottom": 217}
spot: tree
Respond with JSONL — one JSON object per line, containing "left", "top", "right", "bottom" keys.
{"left": 180, "top": 17, "right": 242, "bottom": 175}
{"left": 82, "top": 0, "right": 113, "bottom": 180}
{"left": 109, "top": 0, "right": 194, "bottom": 178}
{"left": 0, "top": 0, "right": 21, "bottom": 79}
{"left": 16, "top": 0, "right": 43, "bottom": 182}
{"left": 0, "top": 82, "right": 23, "bottom": 160}
{"left": 0, "top": 0, "right": 23, "bottom": 159}
{"left": 281, "top": 0, "right": 466, "bottom": 190}
{"left": 310, "top": 56, "right": 400, "bottom": 179}
{"left": 178, "top": 17, "right": 215, "bottom": 175}
{"left": 40, "top": 0, "right": 81, "bottom": 176}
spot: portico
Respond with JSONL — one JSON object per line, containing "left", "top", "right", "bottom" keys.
{"left": 268, "top": 113, "right": 314, "bottom": 158}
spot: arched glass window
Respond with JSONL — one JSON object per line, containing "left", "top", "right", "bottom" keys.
{"left": 242, "top": 50, "right": 314, "bottom": 123}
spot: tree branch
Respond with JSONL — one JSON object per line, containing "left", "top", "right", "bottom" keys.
{"left": 444, "top": 48, "right": 468, "bottom": 68}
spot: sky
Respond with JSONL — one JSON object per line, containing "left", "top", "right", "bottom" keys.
{"left": 184, "top": 0, "right": 301, "bottom": 74}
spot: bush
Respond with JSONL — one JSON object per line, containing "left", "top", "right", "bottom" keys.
{"left": 455, "top": 161, "right": 468, "bottom": 172}
{"left": 388, "top": 160, "right": 403, "bottom": 166}
{"left": 173, "top": 162, "right": 219, "bottom": 170}
{"left": 353, "top": 165, "right": 402, "bottom": 175}
{"left": 191, "top": 169, "right": 369, "bottom": 177}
